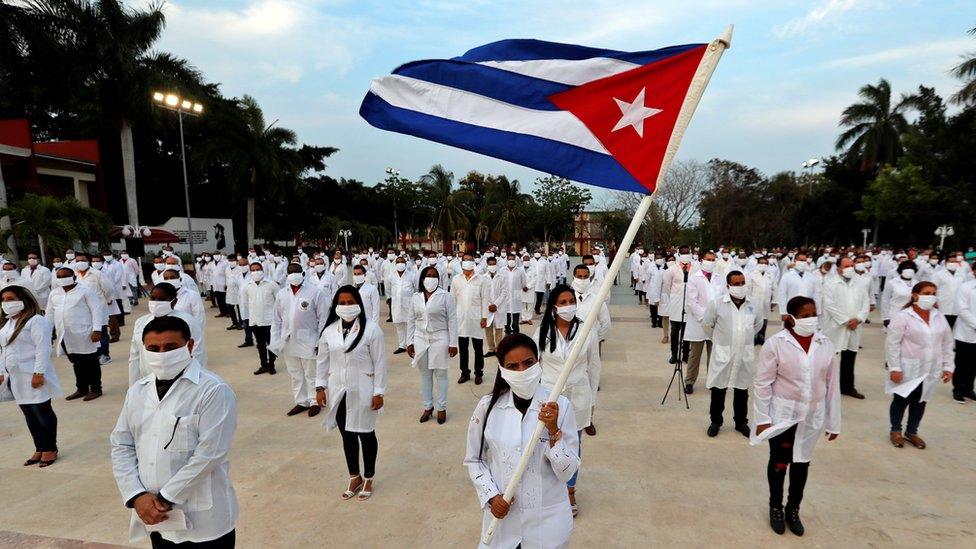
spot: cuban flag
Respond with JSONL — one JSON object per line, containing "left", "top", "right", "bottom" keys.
{"left": 359, "top": 39, "right": 709, "bottom": 194}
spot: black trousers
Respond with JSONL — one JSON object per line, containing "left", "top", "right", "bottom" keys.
{"left": 336, "top": 395, "right": 378, "bottom": 478}
{"left": 649, "top": 304, "right": 661, "bottom": 328}
{"left": 953, "top": 340, "right": 976, "bottom": 397}
{"left": 251, "top": 325, "right": 275, "bottom": 368}
{"left": 213, "top": 291, "right": 227, "bottom": 315}
{"left": 767, "top": 425, "right": 809, "bottom": 509}
{"left": 116, "top": 299, "right": 126, "bottom": 325}
{"left": 151, "top": 529, "right": 235, "bottom": 548}
{"left": 67, "top": 351, "right": 101, "bottom": 393}
{"left": 839, "top": 350, "right": 858, "bottom": 393}
{"left": 241, "top": 317, "right": 253, "bottom": 345}
{"left": 709, "top": 387, "right": 748, "bottom": 426}
{"left": 754, "top": 319, "right": 768, "bottom": 346}
{"left": 228, "top": 305, "right": 241, "bottom": 327}
{"left": 505, "top": 313, "right": 521, "bottom": 334}
{"left": 458, "top": 336, "right": 484, "bottom": 377}
{"left": 534, "top": 291, "right": 545, "bottom": 314}
{"left": 946, "top": 315, "right": 957, "bottom": 329}
{"left": 669, "top": 321, "right": 690, "bottom": 361}
{"left": 19, "top": 400, "right": 58, "bottom": 452}
{"left": 890, "top": 383, "right": 926, "bottom": 435}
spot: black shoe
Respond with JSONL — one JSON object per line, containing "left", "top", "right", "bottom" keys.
{"left": 668, "top": 356, "right": 677, "bottom": 364}
{"left": 287, "top": 405, "right": 309, "bottom": 416}
{"left": 684, "top": 384, "right": 694, "bottom": 395}
{"left": 965, "top": 391, "right": 976, "bottom": 401}
{"left": 268, "top": 366, "right": 277, "bottom": 375}
{"left": 393, "top": 348, "right": 406, "bottom": 355}
{"left": 842, "top": 390, "right": 866, "bottom": 399}
{"left": 770, "top": 506, "right": 785, "bottom": 535}
{"left": 475, "top": 375, "right": 483, "bottom": 385}
{"left": 226, "top": 325, "right": 237, "bottom": 331}
{"left": 953, "top": 394, "right": 965, "bottom": 404}
{"left": 484, "top": 351, "right": 496, "bottom": 358}
{"left": 785, "top": 506, "right": 804, "bottom": 536}
{"left": 253, "top": 367, "right": 269, "bottom": 375}
{"left": 386, "top": 318, "right": 393, "bottom": 323}
{"left": 238, "top": 342, "right": 254, "bottom": 348}
{"left": 734, "top": 423, "right": 751, "bottom": 438}
{"left": 707, "top": 423, "right": 720, "bottom": 437}
{"left": 458, "top": 374, "right": 471, "bottom": 384}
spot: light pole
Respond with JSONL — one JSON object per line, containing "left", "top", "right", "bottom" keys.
{"left": 861, "top": 228, "right": 871, "bottom": 249}
{"left": 935, "top": 225, "right": 954, "bottom": 250}
{"left": 386, "top": 167, "right": 400, "bottom": 248}
{"left": 339, "top": 229, "right": 352, "bottom": 251}
{"left": 152, "top": 92, "right": 204, "bottom": 257}
{"left": 801, "top": 157, "right": 820, "bottom": 195}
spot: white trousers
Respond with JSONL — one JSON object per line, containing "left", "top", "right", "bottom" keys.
{"left": 394, "top": 322, "right": 408, "bottom": 348}
{"left": 284, "top": 355, "right": 317, "bottom": 407}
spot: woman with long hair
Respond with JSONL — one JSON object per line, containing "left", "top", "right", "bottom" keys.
{"left": 315, "top": 285, "right": 387, "bottom": 501}
{"left": 752, "top": 296, "right": 841, "bottom": 536}
{"left": 407, "top": 266, "right": 458, "bottom": 424}
{"left": 885, "top": 281, "right": 953, "bottom": 448}
{"left": 0, "top": 285, "right": 61, "bottom": 467}
{"left": 464, "top": 333, "right": 579, "bottom": 548}
{"left": 534, "top": 284, "right": 600, "bottom": 517}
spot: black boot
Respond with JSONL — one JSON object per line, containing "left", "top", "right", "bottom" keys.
{"left": 785, "top": 505, "right": 804, "bottom": 536}
{"left": 769, "top": 506, "right": 785, "bottom": 535}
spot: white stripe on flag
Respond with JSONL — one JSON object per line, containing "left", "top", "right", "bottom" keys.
{"left": 369, "top": 75, "right": 610, "bottom": 155}
{"left": 477, "top": 57, "right": 641, "bottom": 86}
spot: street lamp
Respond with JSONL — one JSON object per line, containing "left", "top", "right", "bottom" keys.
{"left": 935, "top": 225, "right": 954, "bottom": 250}
{"left": 339, "top": 229, "right": 352, "bottom": 251}
{"left": 861, "top": 228, "right": 871, "bottom": 249}
{"left": 152, "top": 91, "right": 204, "bottom": 257}
{"left": 386, "top": 167, "right": 400, "bottom": 247}
{"left": 801, "top": 157, "right": 820, "bottom": 195}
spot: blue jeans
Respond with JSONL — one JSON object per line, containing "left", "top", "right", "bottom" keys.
{"left": 890, "top": 384, "right": 926, "bottom": 435}
{"left": 568, "top": 431, "right": 583, "bottom": 487}
{"left": 418, "top": 354, "right": 448, "bottom": 411}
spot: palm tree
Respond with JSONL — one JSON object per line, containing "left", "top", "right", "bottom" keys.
{"left": 420, "top": 165, "right": 473, "bottom": 251}
{"left": 951, "top": 25, "right": 976, "bottom": 105}
{"left": 486, "top": 176, "right": 531, "bottom": 243}
{"left": 0, "top": 194, "right": 112, "bottom": 259}
{"left": 836, "top": 79, "right": 916, "bottom": 172}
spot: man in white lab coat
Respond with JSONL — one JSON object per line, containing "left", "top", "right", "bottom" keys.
{"left": 21, "top": 251, "right": 51, "bottom": 307}
{"left": 162, "top": 270, "right": 206, "bottom": 331}
{"left": 747, "top": 256, "right": 778, "bottom": 345}
{"left": 351, "top": 264, "right": 380, "bottom": 322}
{"left": 47, "top": 266, "right": 106, "bottom": 401}
{"left": 271, "top": 263, "right": 330, "bottom": 417}
{"left": 483, "top": 257, "right": 508, "bottom": 358}
{"left": 111, "top": 315, "right": 238, "bottom": 547}
{"left": 128, "top": 283, "right": 206, "bottom": 385}
{"left": 821, "top": 256, "right": 870, "bottom": 399}
{"left": 684, "top": 251, "right": 725, "bottom": 394}
{"left": 388, "top": 256, "right": 416, "bottom": 353}
{"left": 776, "top": 252, "right": 814, "bottom": 321}
{"left": 242, "top": 262, "right": 280, "bottom": 375}
{"left": 502, "top": 253, "right": 527, "bottom": 334}
{"left": 451, "top": 254, "right": 489, "bottom": 384}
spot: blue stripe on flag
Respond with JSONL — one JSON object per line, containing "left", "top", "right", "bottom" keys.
{"left": 454, "top": 39, "right": 704, "bottom": 66}
{"left": 394, "top": 60, "right": 570, "bottom": 111}
{"left": 360, "top": 92, "right": 648, "bottom": 194}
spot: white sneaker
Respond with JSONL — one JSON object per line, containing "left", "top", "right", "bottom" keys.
{"left": 99, "top": 355, "right": 112, "bottom": 365}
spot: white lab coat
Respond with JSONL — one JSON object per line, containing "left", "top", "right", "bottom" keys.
{"left": 75, "top": 268, "right": 114, "bottom": 323}
{"left": 354, "top": 282, "right": 381, "bottom": 323}
{"left": 0, "top": 314, "right": 61, "bottom": 404}
{"left": 885, "top": 307, "right": 954, "bottom": 401}
{"left": 388, "top": 270, "right": 416, "bottom": 324}
{"left": 684, "top": 270, "right": 724, "bottom": 342}
{"left": 535, "top": 324, "right": 601, "bottom": 428}
{"left": 464, "top": 386, "right": 579, "bottom": 549}
{"left": 775, "top": 269, "right": 814, "bottom": 310}
{"left": 702, "top": 295, "right": 764, "bottom": 390}
{"left": 242, "top": 279, "right": 280, "bottom": 327}
{"left": 174, "top": 287, "right": 206, "bottom": 329}
{"left": 575, "top": 291, "right": 610, "bottom": 341}
{"left": 747, "top": 270, "right": 777, "bottom": 320}
{"left": 21, "top": 265, "right": 52, "bottom": 307}
{"left": 661, "top": 267, "right": 689, "bottom": 320}
{"left": 225, "top": 267, "right": 241, "bottom": 307}
{"left": 407, "top": 288, "right": 459, "bottom": 371}
{"left": 821, "top": 275, "right": 870, "bottom": 352}
{"left": 315, "top": 319, "right": 387, "bottom": 433}
{"left": 110, "top": 360, "right": 238, "bottom": 544}
{"left": 933, "top": 268, "right": 968, "bottom": 316}
{"left": 881, "top": 276, "right": 914, "bottom": 322}
{"left": 128, "top": 311, "right": 205, "bottom": 385}
{"left": 210, "top": 260, "right": 228, "bottom": 292}
{"left": 45, "top": 284, "right": 105, "bottom": 355}
{"left": 750, "top": 330, "right": 841, "bottom": 463}
{"left": 502, "top": 267, "right": 527, "bottom": 314}
{"left": 954, "top": 280, "right": 976, "bottom": 344}
{"left": 270, "top": 283, "right": 330, "bottom": 358}
{"left": 486, "top": 271, "right": 509, "bottom": 330}
{"left": 451, "top": 272, "right": 489, "bottom": 339}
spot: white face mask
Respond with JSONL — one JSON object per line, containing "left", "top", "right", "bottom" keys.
{"left": 841, "top": 267, "right": 855, "bottom": 279}
{"left": 487, "top": 264, "right": 497, "bottom": 274}
{"left": 103, "top": 255, "right": 113, "bottom": 262}
{"left": 423, "top": 277, "right": 439, "bottom": 292}
{"left": 154, "top": 263, "right": 165, "bottom": 271}
{"left": 353, "top": 274, "right": 366, "bottom": 285}
{"left": 27, "top": 258, "right": 38, "bottom": 266}
{"left": 790, "top": 316, "right": 819, "bottom": 337}
{"left": 655, "top": 259, "right": 664, "bottom": 266}
{"left": 679, "top": 254, "right": 691, "bottom": 265}
{"left": 335, "top": 304, "right": 361, "bottom": 321}
{"left": 916, "top": 295, "right": 937, "bottom": 311}
{"left": 91, "top": 262, "right": 103, "bottom": 270}
{"left": 164, "top": 264, "right": 180, "bottom": 272}
{"left": 313, "top": 264, "right": 326, "bottom": 273}
{"left": 700, "top": 260, "right": 715, "bottom": 273}
{"left": 334, "top": 258, "right": 342, "bottom": 264}
{"left": 387, "top": 253, "right": 395, "bottom": 260}
{"left": 142, "top": 345, "right": 192, "bottom": 380}
{"left": 556, "top": 304, "right": 577, "bottom": 322}
{"left": 728, "top": 285, "right": 747, "bottom": 299}
{"left": 121, "top": 253, "right": 130, "bottom": 260}
{"left": 287, "top": 272, "right": 304, "bottom": 286}
{"left": 2, "top": 300, "right": 25, "bottom": 316}
{"left": 148, "top": 300, "right": 174, "bottom": 317}
{"left": 946, "top": 263, "right": 958, "bottom": 272}
{"left": 164, "top": 278, "right": 182, "bottom": 290}
{"left": 74, "top": 261, "right": 90, "bottom": 272}
{"left": 53, "top": 262, "right": 63, "bottom": 269}
{"left": 507, "top": 260, "right": 516, "bottom": 268}
{"left": 1, "top": 270, "right": 15, "bottom": 280}
{"left": 571, "top": 277, "right": 591, "bottom": 295}
{"left": 901, "top": 269, "right": 915, "bottom": 280}
{"left": 251, "top": 271, "right": 265, "bottom": 281}
{"left": 757, "top": 264, "right": 769, "bottom": 273}
{"left": 55, "top": 276, "right": 74, "bottom": 287}
{"left": 854, "top": 263, "right": 866, "bottom": 273}
{"left": 65, "top": 253, "right": 75, "bottom": 260}
{"left": 395, "top": 263, "right": 406, "bottom": 272}
{"left": 461, "top": 260, "right": 475, "bottom": 271}
{"left": 500, "top": 363, "right": 543, "bottom": 400}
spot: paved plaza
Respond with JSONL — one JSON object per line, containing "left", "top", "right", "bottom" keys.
{"left": 1, "top": 280, "right": 975, "bottom": 548}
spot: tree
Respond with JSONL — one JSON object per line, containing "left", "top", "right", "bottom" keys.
{"left": 951, "top": 25, "right": 976, "bottom": 105}
{"left": 0, "top": 194, "right": 112, "bottom": 258}
{"left": 859, "top": 161, "right": 943, "bottom": 245}
{"left": 530, "top": 176, "right": 591, "bottom": 249}
{"left": 614, "top": 160, "right": 710, "bottom": 246}
{"left": 836, "top": 79, "right": 917, "bottom": 172}
{"left": 420, "top": 165, "right": 473, "bottom": 251}
{"left": 486, "top": 175, "right": 531, "bottom": 244}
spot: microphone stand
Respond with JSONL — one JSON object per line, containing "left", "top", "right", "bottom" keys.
{"left": 662, "top": 266, "right": 690, "bottom": 409}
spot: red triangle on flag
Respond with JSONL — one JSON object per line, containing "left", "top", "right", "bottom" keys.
{"left": 548, "top": 45, "right": 707, "bottom": 193}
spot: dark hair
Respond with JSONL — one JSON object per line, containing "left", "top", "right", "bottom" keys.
{"left": 417, "top": 266, "right": 440, "bottom": 292}
{"left": 74, "top": 251, "right": 89, "bottom": 261}
{"left": 151, "top": 283, "right": 179, "bottom": 301}
{"left": 786, "top": 296, "right": 816, "bottom": 317}
{"left": 478, "top": 333, "right": 540, "bottom": 459}
{"left": 323, "top": 285, "right": 367, "bottom": 352}
{"left": 896, "top": 260, "right": 917, "bottom": 274}
{"left": 142, "top": 315, "right": 191, "bottom": 342}
{"left": 572, "top": 264, "right": 590, "bottom": 278}
{"left": 0, "top": 285, "right": 41, "bottom": 345}
{"left": 55, "top": 267, "right": 74, "bottom": 279}
{"left": 287, "top": 263, "right": 303, "bottom": 274}
{"left": 581, "top": 254, "right": 594, "bottom": 263}
{"left": 353, "top": 264, "right": 366, "bottom": 274}
{"left": 907, "top": 281, "right": 937, "bottom": 309}
{"left": 726, "top": 270, "right": 744, "bottom": 284}
{"left": 538, "top": 284, "right": 578, "bottom": 353}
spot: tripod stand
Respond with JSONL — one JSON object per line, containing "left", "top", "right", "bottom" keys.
{"left": 661, "top": 267, "right": 690, "bottom": 409}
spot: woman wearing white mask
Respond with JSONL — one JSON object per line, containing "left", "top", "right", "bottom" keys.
{"left": 885, "top": 282, "right": 953, "bottom": 448}
{"left": 315, "top": 286, "right": 386, "bottom": 501}
{"left": 388, "top": 257, "right": 416, "bottom": 354}
{"left": 933, "top": 255, "right": 969, "bottom": 328}
{"left": 534, "top": 284, "right": 600, "bottom": 516}
{"left": 128, "top": 283, "right": 205, "bottom": 384}
{"left": 0, "top": 285, "right": 61, "bottom": 467}
{"left": 464, "top": 333, "right": 579, "bottom": 549}
{"left": 752, "top": 296, "right": 840, "bottom": 536}
{"left": 881, "top": 260, "right": 917, "bottom": 327}
{"left": 407, "top": 266, "right": 458, "bottom": 424}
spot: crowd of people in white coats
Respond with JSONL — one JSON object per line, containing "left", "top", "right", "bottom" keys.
{"left": 0, "top": 240, "right": 972, "bottom": 546}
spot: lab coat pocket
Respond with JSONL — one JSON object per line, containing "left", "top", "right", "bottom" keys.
{"left": 712, "top": 345, "right": 732, "bottom": 366}
{"left": 899, "top": 357, "right": 921, "bottom": 379}
{"left": 164, "top": 414, "right": 200, "bottom": 453}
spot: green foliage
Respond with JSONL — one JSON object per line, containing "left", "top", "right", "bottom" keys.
{"left": 529, "top": 175, "right": 591, "bottom": 245}
{"left": 0, "top": 194, "right": 112, "bottom": 256}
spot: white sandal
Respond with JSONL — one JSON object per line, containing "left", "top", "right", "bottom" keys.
{"left": 341, "top": 475, "right": 363, "bottom": 500}
{"left": 358, "top": 478, "right": 374, "bottom": 501}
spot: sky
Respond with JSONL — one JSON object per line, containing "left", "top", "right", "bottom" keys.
{"left": 133, "top": 0, "right": 975, "bottom": 196}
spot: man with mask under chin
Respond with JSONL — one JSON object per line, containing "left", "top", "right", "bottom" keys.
{"left": 111, "top": 315, "right": 238, "bottom": 548}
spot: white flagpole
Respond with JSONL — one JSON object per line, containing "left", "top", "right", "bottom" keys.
{"left": 482, "top": 25, "right": 734, "bottom": 546}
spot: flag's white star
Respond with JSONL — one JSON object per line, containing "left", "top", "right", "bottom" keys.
{"left": 611, "top": 87, "right": 662, "bottom": 138}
